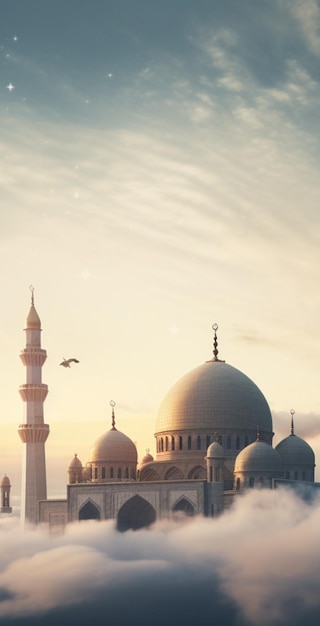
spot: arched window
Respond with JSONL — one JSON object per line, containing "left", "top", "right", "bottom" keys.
{"left": 236, "top": 478, "right": 241, "bottom": 491}
{"left": 188, "top": 435, "right": 192, "bottom": 450}
{"left": 285, "top": 471, "right": 290, "bottom": 479}
{"left": 227, "top": 436, "right": 232, "bottom": 450}
{"left": 197, "top": 435, "right": 201, "bottom": 450}
{"left": 294, "top": 470, "right": 298, "bottom": 480}
{"left": 302, "top": 471, "right": 306, "bottom": 481}
{"left": 110, "top": 467, "right": 114, "bottom": 479}
{"left": 94, "top": 467, "right": 98, "bottom": 479}
{"left": 125, "top": 467, "right": 129, "bottom": 479}
{"left": 206, "top": 435, "right": 211, "bottom": 448}
{"left": 236, "top": 436, "right": 240, "bottom": 450}
{"left": 165, "top": 436, "right": 169, "bottom": 451}
{"left": 209, "top": 466, "right": 213, "bottom": 482}
{"left": 101, "top": 467, "right": 106, "bottom": 479}
{"left": 171, "top": 436, "right": 175, "bottom": 451}
{"left": 179, "top": 436, "right": 183, "bottom": 450}
{"left": 118, "top": 467, "right": 122, "bottom": 479}
{"left": 249, "top": 477, "right": 254, "bottom": 488}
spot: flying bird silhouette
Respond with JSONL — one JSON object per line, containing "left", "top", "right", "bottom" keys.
{"left": 60, "top": 358, "right": 80, "bottom": 368}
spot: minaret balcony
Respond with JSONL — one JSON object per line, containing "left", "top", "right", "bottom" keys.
{"left": 20, "top": 349, "right": 47, "bottom": 367}
{"left": 18, "top": 423, "right": 50, "bottom": 443}
{"left": 19, "top": 384, "right": 48, "bottom": 402}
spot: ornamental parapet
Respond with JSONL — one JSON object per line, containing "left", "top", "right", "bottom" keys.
{"left": 20, "top": 349, "right": 47, "bottom": 366}
{"left": 18, "top": 423, "right": 50, "bottom": 443}
{"left": 18, "top": 384, "right": 48, "bottom": 402}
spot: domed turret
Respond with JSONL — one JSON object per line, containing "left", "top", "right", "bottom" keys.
{"left": 1, "top": 475, "right": 10, "bottom": 488}
{"left": 1, "top": 475, "right": 12, "bottom": 513}
{"left": 234, "top": 430, "right": 283, "bottom": 490}
{"left": 275, "top": 410, "right": 315, "bottom": 482}
{"left": 140, "top": 450, "right": 154, "bottom": 466}
{"left": 88, "top": 402, "right": 137, "bottom": 482}
{"left": 206, "top": 437, "right": 225, "bottom": 485}
{"left": 207, "top": 440, "right": 225, "bottom": 459}
{"left": 68, "top": 454, "right": 83, "bottom": 484}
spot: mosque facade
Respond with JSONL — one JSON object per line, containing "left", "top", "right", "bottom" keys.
{"left": 18, "top": 292, "right": 316, "bottom": 530}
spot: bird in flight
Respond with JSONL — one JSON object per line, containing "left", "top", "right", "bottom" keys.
{"left": 60, "top": 358, "right": 80, "bottom": 368}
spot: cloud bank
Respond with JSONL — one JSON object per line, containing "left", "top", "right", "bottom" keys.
{"left": 0, "top": 488, "right": 320, "bottom": 625}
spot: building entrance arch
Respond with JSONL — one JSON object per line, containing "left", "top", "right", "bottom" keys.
{"left": 117, "top": 495, "right": 156, "bottom": 532}
{"left": 79, "top": 499, "right": 101, "bottom": 521}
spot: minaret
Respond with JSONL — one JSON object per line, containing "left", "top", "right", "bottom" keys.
{"left": 18, "top": 286, "right": 49, "bottom": 524}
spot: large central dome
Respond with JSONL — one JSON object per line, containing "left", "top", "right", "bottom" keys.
{"left": 155, "top": 360, "right": 272, "bottom": 435}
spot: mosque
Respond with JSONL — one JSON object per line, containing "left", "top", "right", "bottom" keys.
{"left": 17, "top": 289, "right": 316, "bottom": 530}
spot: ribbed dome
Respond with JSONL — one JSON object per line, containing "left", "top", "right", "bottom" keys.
{"left": 235, "top": 440, "right": 282, "bottom": 473}
{"left": 207, "top": 441, "right": 224, "bottom": 458}
{"left": 89, "top": 428, "right": 137, "bottom": 464}
{"left": 276, "top": 434, "right": 315, "bottom": 466}
{"left": 25, "top": 305, "right": 41, "bottom": 330}
{"left": 156, "top": 361, "right": 272, "bottom": 434}
{"left": 1, "top": 475, "right": 10, "bottom": 487}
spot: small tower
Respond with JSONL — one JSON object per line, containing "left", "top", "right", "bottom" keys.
{"left": 205, "top": 434, "right": 225, "bottom": 517}
{"left": 68, "top": 454, "right": 83, "bottom": 484}
{"left": 18, "top": 287, "right": 50, "bottom": 524}
{"left": 1, "top": 475, "right": 12, "bottom": 513}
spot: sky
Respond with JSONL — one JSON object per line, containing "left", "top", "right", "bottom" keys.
{"left": 1, "top": 489, "right": 320, "bottom": 625}
{"left": 1, "top": 0, "right": 320, "bottom": 499}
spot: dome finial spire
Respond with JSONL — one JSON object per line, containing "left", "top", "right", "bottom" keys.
{"left": 206, "top": 324, "right": 225, "bottom": 363}
{"left": 110, "top": 400, "right": 116, "bottom": 430}
{"left": 212, "top": 323, "right": 219, "bottom": 361}
{"left": 290, "top": 409, "right": 295, "bottom": 435}
{"left": 29, "top": 285, "right": 34, "bottom": 306}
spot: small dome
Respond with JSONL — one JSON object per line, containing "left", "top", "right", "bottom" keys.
{"left": 235, "top": 440, "right": 282, "bottom": 473}
{"left": 25, "top": 305, "right": 41, "bottom": 330}
{"left": 276, "top": 434, "right": 315, "bottom": 467}
{"left": 89, "top": 428, "right": 137, "bottom": 464}
{"left": 206, "top": 441, "right": 224, "bottom": 458}
{"left": 141, "top": 452, "right": 154, "bottom": 464}
{"left": 1, "top": 475, "right": 10, "bottom": 487}
{"left": 69, "top": 454, "right": 83, "bottom": 469}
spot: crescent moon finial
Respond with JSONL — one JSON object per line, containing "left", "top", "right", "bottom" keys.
{"left": 29, "top": 285, "right": 34, "bottom": 305}
{"left": 110, "top": 400, "right": 116, "bottom": 429}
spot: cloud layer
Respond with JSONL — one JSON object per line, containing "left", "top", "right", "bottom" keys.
{"left": 1, "top": 489, "right": 320, "bottom": 625}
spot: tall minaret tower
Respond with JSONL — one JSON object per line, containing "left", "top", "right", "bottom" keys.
{"left": 18, "top": 286, "right": 49, "bottom": 524}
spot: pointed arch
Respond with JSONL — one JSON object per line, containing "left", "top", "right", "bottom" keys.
{"left": 78, "top": 499, "right": 101, "bottom": 521}
{"left": 165, "top": 466, "right": 184, "bottom": 480}
{"left": 139, "top": 467, "right": 161, "bottom": 482}
{"left": 172, "top": 497, "right": 194, "bottom": 516}
{"left": 117, "top": 495, "right": 156, "bottom": 532}
{"left": 187, "top": 465, "right": 206, "bottom": 479}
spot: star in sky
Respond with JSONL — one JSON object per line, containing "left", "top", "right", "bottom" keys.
{"left": 6, "top": 83, "right": 15, "bottom": 91}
